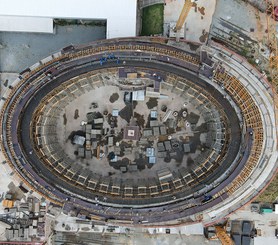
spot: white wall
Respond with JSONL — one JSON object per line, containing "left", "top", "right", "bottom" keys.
{"left": 0, "top": 16, "right": 53, "bottom": 33}
{"left": 0, "top": 0, "right": 137, "bottom": 38}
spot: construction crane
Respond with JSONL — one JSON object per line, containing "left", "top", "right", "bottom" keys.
{"left": 265, "top": 0, "right": 278, "bottom": 145}
{"left": 215, "top": 226, "right": 234, "bottom": 245}
{"left": 172, "top": 0, "right": 193, "bottom": 41}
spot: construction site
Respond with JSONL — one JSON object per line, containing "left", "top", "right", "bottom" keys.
{"left": 0, "top": 0, "right": 277, "bottom": 245}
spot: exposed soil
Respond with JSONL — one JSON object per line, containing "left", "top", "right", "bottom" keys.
{"left": 4, "top": 80, "right": 8, "bottom": 87}
{"left": 109, "top": 93, "right": 119, "bottom": 103}
{"left": 187, "top": 156, "right": 194, "bottom": 167}
{"left": 134, "top": 112, "right": 145, "bottom": 128}
{"left": 199, "top": 30, "right": 209, "bottom": 43}
{"left": 189, "top": 43, "right": 200, "bottom": 51}
{"left": 63, "top": 113, "right": 67, "bottom": 125}
{"left": 119, "top": 104, "right": 133, "bottom": 123}
{"left": 68, "top": 130, "right": 85, "bottom": 142}
{"left": 187, "top": 112, "right": 200, "bottom": 124}
{"left": 198, "top": 6, "right": 205, "bottom": 15}
{"left": 146, "top": 98, "right": 158, "bottom": 109}
{"left": 188, "top": 133, "right": 201, "bottom": 154}
{"left": 74, "top": 109, "right": 79, "bottom": 119}
{"left": 192, "top": 2, "right": 198, "bottom": 12}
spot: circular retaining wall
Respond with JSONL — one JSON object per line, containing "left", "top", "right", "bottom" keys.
{"left": 0, "top": 37, "right": 274, "bottom": 226}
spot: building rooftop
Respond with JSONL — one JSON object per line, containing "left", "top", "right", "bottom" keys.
{"left": 0, "top": 0, "right": 137, "bottom": 38}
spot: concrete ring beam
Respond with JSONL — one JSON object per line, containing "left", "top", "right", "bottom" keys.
{"left": 28, "top": 65, "right": 234, "bottom": 201}
{"left": 0, "top": 37, "right": 276, "bottom": 226}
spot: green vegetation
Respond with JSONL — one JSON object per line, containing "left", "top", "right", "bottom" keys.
{"left": 238, "top": 48, "right": 249, "bottom": 58}
{"left": 256, "top": 173, "right": 278, "bottom": 203}
{"left": 54, "top": 19, "right": 106, "bottom": 27}
{"left": 141, "top": 4, "right": 164, "bottom": 36}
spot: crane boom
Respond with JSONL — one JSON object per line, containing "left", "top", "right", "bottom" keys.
{"left": 215, "top": 226, "right": 234, "bottom": 245}
{"left": 174, "top": 0, "right": 193, "bottom": 32}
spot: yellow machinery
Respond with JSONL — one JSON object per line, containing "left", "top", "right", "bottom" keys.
{"left": 173, "top": 0, "right": 193, "bottom": 42}
{"left": 174, "top": 0, "right": 193, "bottom": 32}
{"left": 170, "top": 0, "right": 193, "bottom": 42}
{"left": 2, "top": 199, "right": 14, "bottom": 208}
{"left": 215, "top": 226, "right": 234, "bottom": 245}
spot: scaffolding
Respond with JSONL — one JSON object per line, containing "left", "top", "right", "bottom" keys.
{"left": 213, "top": 70, "right": 264, "bottom": 195}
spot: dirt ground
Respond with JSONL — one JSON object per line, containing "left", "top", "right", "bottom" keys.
{"left": 56, "top": 84, "right": 208, "bottom": 181}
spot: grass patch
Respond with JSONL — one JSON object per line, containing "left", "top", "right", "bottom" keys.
{"left": 54, "top": 19, "right": 106, "bottom": 27}
{"left": 141, "top": 4, "right": 164, "bottom": 36}
{"left": 256, "top": 172, "right": 278, "bottom": 203}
